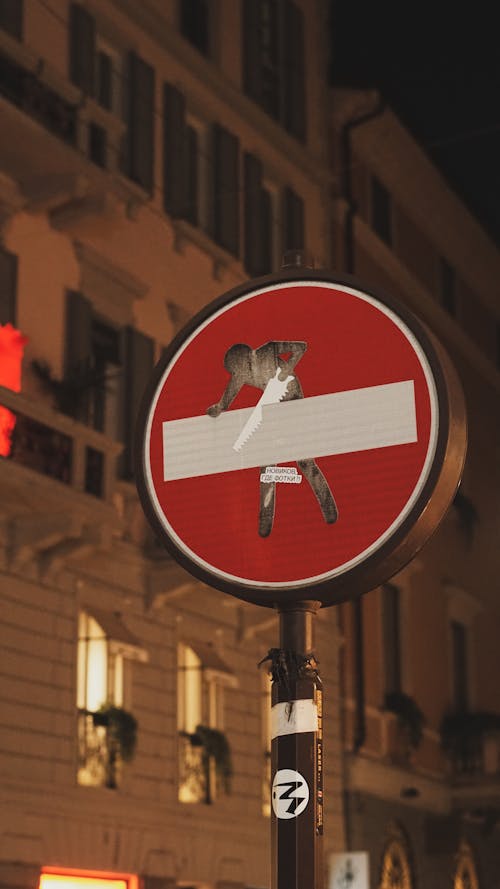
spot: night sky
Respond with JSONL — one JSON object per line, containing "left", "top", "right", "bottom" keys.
{"left": 330, "top": 3, "right": 500, "bottom": 246}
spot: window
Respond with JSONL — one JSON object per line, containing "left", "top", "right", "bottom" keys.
{"left": 439, "top": 257, "right": 456, "bottom": 316}
{"left": 283, "top": 186, "right": 305, "bottom": 253}
{"left": 177, "top": 641, "right": 236, "bottom": 804}
{"left": 123, "top": 52, "right": 155, "bottom": 193}
{"left": 0, "top": 0, "right": 22, "bottom": 39}
{"left": 451, "top": 620, "right": 468, "bottom": 711}
{"left": 76, "top": 609, "right": 146, "bottom": 787}
{"left": 382, "top": 583, "right": 401, "bottom": 695}
{"left": 64, "top": 292, "right": 122, "bottom": 434}
{"left": 244, "top": 152, "right": 273, "bottom": 276}
{"left": 213, "top": 124, "right": 240, "bottom": 256}
{"left": 95, "top": 36, "right": 123, "bottom": 116}
{"left": 180, "top": 0, "right": 210, "bottom": 56}
{"left": 379, "top": 831, "right": 413, "bottom": 889}
{"left": 371, "top": 175, "right": 392, "bottom": 245}
{"left": 69, "top": 3, "right": 96, "bottom": 95}
{"left": 454, "top": 840, "right": 479, "bottom": 889}
{"left": 64, "top": 291, "right": 154, "bottom": 479}
{"left": 163, "top": 82, "right": 200, "bottom": 226}
{"left": 243, "top": 0, "right": 306, "bottom": 141}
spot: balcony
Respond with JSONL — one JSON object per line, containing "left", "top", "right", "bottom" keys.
{"left": 0, "top": 28, "right": 145, "bottom": 226}
{"left": 0, "top": 384, "right": 122, "bottom": 572}
{"left": 0, "top": 384, "right": 121, "bottom": 501}
{"left": 442, "top": 714, "right": 500, "bottom": 812}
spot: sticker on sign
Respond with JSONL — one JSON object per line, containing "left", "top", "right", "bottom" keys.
{"left": 136, "top": 272, "right": 466, "bottom": 607}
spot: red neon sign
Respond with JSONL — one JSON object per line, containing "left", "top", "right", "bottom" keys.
{"left": 0, "top": 323, "right": 27, "bottom": 457}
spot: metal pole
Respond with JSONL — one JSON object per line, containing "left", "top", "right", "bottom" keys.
{"left": 268, "top": 599, "right": 323, "bottom": 889}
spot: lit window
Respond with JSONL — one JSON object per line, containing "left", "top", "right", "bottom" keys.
{"left": 77, "top": 609, "right": 146, "bottom": 788}
{"left": 177, "top": 641, "right": 236, "bottom": 804}
{"left": 379, "top": 827, "right": 413, "bottom": 889}
{"left": 454, "top": 840, "right": 479, "bottom": 889}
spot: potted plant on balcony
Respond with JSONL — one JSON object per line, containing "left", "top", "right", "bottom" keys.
{"left": 31, "top": 358, "right": 117, "bottom": 419}
{"left": 181, "top": 724, "right": 233, "bottom": 803}
{"left": 384, "top": 691, "right": 425, "bottom": 762}
{"left": 92, "top": 704, "right": 138, "bottom": 789}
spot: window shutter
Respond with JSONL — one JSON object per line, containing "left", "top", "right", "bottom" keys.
{"left": 180, "top": 0, "right": 210, "bottom": 56}
{"left": 242, "top": 0, "right": 262, "bottom": 102}
{"left": 213, "top": 124, "right": 240, "bottom": 256}
{"left": 260, "top": 187, "right": 273, "bottom": 274}
{"left": 0, "top": 246, "right": 18, "bottom": 325}
{"left": 120, "top": 326, "right": 154, "bottom": 479}
{"left": 0, "top": 0, "right": 23, "bottom": 39}
{"left": 69, "top": 3, "right": 96, "bottom": 95}
{"left": 283, "top": 0, "right": 306, "bottom": 140}
{"left": 125, "top": 52, "right": 155, "bottom": 194}
{"left": 65, "top": 290, "right": 92, "bottom": 420}
{"left": 382, "top": 584, "right": 401, "bottom": 695}
{"left": 283, "top": 186, "right": 304, "bottom": 252}
{"left": 244, "top": 152, "right": 264, "bottom": 276}
{"left": 185, "top": 125, "right": 199, "bottom": 226}
{"left": 163, "top": 82, "right": 188, "bottom": 219}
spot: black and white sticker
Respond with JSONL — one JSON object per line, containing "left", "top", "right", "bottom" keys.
{"left": 272, "top": 768, "right": 310, "bottom": 819}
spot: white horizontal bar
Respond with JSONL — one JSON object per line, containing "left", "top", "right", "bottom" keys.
{"left": 162, "top": 380, "right": 416, "bottom": 481}
{"left": 271, "top": 700, "right": 318, "bottom": 739}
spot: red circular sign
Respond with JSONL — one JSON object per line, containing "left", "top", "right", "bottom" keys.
{"left": 136, "top": 273, "right": 466, "bottom": 607}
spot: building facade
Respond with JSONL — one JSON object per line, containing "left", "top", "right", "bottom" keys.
{"left": 0, "top": 3, "right": 344, "bottom": 889}
{"left": 2, "top": 4, "right": 500, "bottom": 889}
{"left": 331, "top": 89, "right": 500, "bottom": 889}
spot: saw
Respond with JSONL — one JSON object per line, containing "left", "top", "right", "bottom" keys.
{"left": 233, "top": 368, "right": 294, "bottom": 452}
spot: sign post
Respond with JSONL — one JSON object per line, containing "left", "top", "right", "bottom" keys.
{"left": 267, "top": 601, "right": 323, "bottom": 889}
{"left": 135, "top": 268, "right": 467, "bottom": 889}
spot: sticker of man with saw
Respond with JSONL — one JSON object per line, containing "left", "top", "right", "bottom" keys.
{"left": 207, "top": 341, "right": 338, "bottom": 537}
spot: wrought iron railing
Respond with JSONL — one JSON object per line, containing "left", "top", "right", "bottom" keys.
{"left": 77, "top": 710, "right": 110, "bottom": 788}
{"left": 0, "top": 50, "right": 77, "bottom": 144}
{"left": 0, "top": 385, "right": 121, "bottom": 502}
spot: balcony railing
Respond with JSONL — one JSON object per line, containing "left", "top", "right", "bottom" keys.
{"left": 441, "top": 711, "right": 500, "bottom": 783}
{"left": 0, "top": 385, "right": 121, "bottom": 503}
{"left": 0, "top": 50, "right": 77, "bottom": 145}
{"left": 77, "top": 710, "right": 110, "bottom": 788}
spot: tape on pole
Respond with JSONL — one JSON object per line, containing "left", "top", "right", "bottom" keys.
{"left": 271, "top": 699, "right": 318, "bottom": 739}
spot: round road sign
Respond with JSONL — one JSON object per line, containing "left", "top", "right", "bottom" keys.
{"left": 136, "top": 271, "right": 466, "bottom": 607}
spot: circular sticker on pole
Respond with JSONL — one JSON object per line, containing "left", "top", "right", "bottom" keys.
{"left": 272, "top": 768, "right": 310, "bottom": 819}
{"left": 136, "top": 271, "right": 466, "bottom": 607}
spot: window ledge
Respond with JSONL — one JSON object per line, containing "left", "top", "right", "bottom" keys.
{"left": 172, "top": 218, "right": 246, "bottom": 283}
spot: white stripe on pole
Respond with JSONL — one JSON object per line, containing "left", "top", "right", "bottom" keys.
{"left": 162, "top": 380, "right": 416, "bottom": 482}
{"left": 271, "top": 700, "right": 319, "bottom": 739}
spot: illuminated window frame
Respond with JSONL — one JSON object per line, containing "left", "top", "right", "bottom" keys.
{"left": 454, "top": 840, "right": 480, "bottom": 889}
{"left": 177, "top": 641, "right": 237, "bottom": 804}
{"left": 378, "top": 824, "right": 413, "bottom": 889}
{"left": 76, "top": 609, "right": 146, "bottom": 788}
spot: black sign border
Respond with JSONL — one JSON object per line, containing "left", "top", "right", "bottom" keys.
{"left": 135, "top": 269, "right": 467, "bottom": 608}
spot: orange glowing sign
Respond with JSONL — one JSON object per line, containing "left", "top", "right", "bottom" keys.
{"left": 39, "top": 870, "right": 137, "bottom": 889}
{"left": 0, "top": 323, "right": 27, "bottom": 457}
